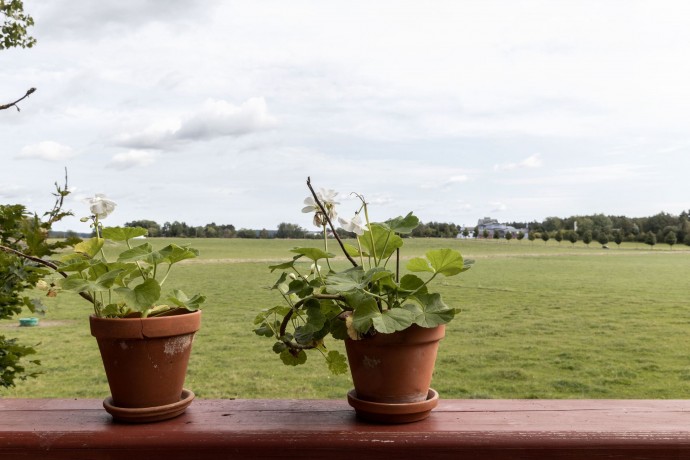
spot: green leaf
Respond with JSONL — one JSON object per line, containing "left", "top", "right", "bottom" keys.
{"left": 350, "top": 296, "right": 379, "bottom": 333}
{"left": 287, "top": 278, "right": 313, "bottom": 297}
{"left": 425, "top": 249, "right": 465, "bottom": 276}
{"left": 57, "top": 254, "right": 91, "bottom": 272}
{"left": 280, "top": 348, "right": 307, "bottom": 366}
{"left": 406, "top": 257, "right": 435, "bottom": 273}
{"left": 325, "top": 267, "right": 365, "bottom": 293}
{"left": 407, "top": 249, "right": 467, "bottom": 277}
{"left": 403, "top": 292, "right": 456, "bottom": 327}
{"left": 399, "top": 274, "right": 427, "bottom": 293}
{"left": 102, "top": 227, "right": 148, "bottom": 241}
{"left": 74, "top": 237, "right": 103, "bottom": 258}
{"left": 254, "top": 321, "right": 280, "bottom": 337}
{"left": 158, "top": 244, "right": 199, "bottom": 264}
{"left": 342, "top": 243, "right": 363, "bottom": 257}
{"left": 167, "top": 289, "right": 205, "bottom": 311}
{"left": 272, "top": 342, "right": 287, "bottom": 354}
{"left": 360, "top": 224, "right": 403, "bottom": 260}
{"left": 385, "top": 212, "right": 420, "bottom": 234}
{"left": 289, "top": 247, "right": 334, "bottom": 262}
{"left": 60, "top": 269, "right": 123, "bottom": 293}
{"left": 114, "top": 278, "right": 161, "bottom": 309}
{"left": 326, "top": 350, "right": 348, "bottom": 375}
{"left": 294, "top": 299, "right": 328, "bottom": 344}
{"left": 372, "top": 308, "right": 415, "bottom": 333}
{"left": 268, "top": 257, "right": 299, "bottom": 272}
{"left": 117, "top": 243, "right": 156, "bottom": 264}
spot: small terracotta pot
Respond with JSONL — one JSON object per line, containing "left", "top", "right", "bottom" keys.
{"left": 90, "top": 310, "right": 201, "bottom": 410}
{"left": 345, "top": 324, "right": 445, "bottom": 404}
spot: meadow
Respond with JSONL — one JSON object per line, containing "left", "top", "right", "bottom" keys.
{"left": 2, "top": 237, "right": 690, "bottom": 400}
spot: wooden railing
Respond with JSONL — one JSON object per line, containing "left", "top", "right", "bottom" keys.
{"left": 2, "top": 398, "right": 690, "bottom": 459}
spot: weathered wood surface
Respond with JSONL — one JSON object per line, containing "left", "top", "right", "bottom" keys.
{"left": 1, "top": 399, "right": 690, "bottom": 459}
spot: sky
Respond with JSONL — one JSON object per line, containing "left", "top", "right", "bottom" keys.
{"left": 2, "top": 1, "right": 690, "bottom": 233}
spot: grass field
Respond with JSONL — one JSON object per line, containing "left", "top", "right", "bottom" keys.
{"left": 2, "top": 238, "right": 690, "bottom": 400}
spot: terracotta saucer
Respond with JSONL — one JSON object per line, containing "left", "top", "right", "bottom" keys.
{"left": 103, "top": 389, "right": 195, "bottom": 423}
{"left": 347, "top": 388, "right": 439, "bottom": 423}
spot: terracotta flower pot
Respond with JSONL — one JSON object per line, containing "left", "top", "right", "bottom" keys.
{"left": 344, "top": 324, "right": 445, "bottom": 423}
{"left": 89, "top": 310, "right": 201, "bottom": 421}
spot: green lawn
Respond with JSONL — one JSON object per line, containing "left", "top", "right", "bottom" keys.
{"left": 2, "top": 238, "right": 690, "bottom": 399}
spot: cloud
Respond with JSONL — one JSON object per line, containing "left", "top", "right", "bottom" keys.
{"left": 116, "top": 98, "right": 276, "bottom": 149}
{"left": 494, "top": 154, "right": 542, "bottom": 171}
{"left": 107, "top": 150, "right": 157, "bottom": 170}
{"left": 17, "top": 141, "right": 77, "bottom": 161}
{"left": 489, "top": 201, "right": 507, "bottom": 213}
{"left": 176, "top": 97, "right": 276, "bottom": 141}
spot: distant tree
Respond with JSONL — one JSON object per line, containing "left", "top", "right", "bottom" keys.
{"left": 541, "top": 231, "right": 550, "bottom": 244}
{"left": 505, "top": 232, "right": 513, "bottom": 242}
{"left": 473, "top": 226, "right": 479, "bottom": 238}
{"left": 554, "top": 230, "right": 563, "bottom": 244}
{"left": 582, "top": 230, "right": 593, "bottom": 247}
{"left": 614, "top": 230, "right": 623, "bottom": 248}
{"left": 598, "top": 233, "right": 609, "bottom": 246}
{"left": 665, "top": 230, "right": 677, "bottom": 249}
{"left": 236, "top": 228, "right": 257, "bottom": 238}
{"left": 568, "top": 230, "right": 578, "bottom": 246}
{"left": 125, "top": 219, "right": 161, "bottom": 237}
{"left": 644, "top": 231, "right": 657, "bottom": 249}
{"left": 276, "top": 222, "right": 307, "bottom": 239}
{"left": 259, "top": 228, "right": 270, "bottom": 239}
{"left": 493, "top": 231, "right": 500, "bottom": 240}
{"left": 482, "top": 229, "right": 489, "bottom": 239}
{"left": 516, "top": 231, "right": 525, "bottom": 241}
{"left": 684, "top": 233, "right": 690, "bottom": 246}
{"left": 528, "top": 232, "right": 536, "bottom": 243}
{"left": 542, "top": 216, "right": 563, "bottom": 232}
{"left": 462, "top": 228, "right": 470, "bottom": 238}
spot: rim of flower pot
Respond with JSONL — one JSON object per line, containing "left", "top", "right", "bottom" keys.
{"left": 89, "top": 309, "right": 201, "bottom": 339}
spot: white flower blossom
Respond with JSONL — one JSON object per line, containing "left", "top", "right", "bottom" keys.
{"left": 87, "top": 194, "right": 117, "bottom": 219}
{"left": 36, "top": 280, "right": 50, "bottom": 291}
{"left": 302, "top": 188, "right": 338, "bottom": 227}
{"left": 338, "top": 214, "right": 367, "bottom": 236}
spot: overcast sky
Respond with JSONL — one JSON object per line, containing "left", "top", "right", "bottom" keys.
{"left": 3, "top": 1, "right": 690, "bottom": 232}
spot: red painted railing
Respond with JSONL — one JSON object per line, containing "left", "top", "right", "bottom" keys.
{"left": 2, "top": 398, "right": 690, "bottom": 459}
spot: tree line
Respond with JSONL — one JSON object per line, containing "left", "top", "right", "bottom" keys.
{"left": 98, "top": 211, "right": 690, "bottom": 247}
{"left": 506, "top": 211, "right": 690, "bottom": 248}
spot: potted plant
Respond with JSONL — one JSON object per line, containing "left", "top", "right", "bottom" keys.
{"left": 254, "top": 178, "right": 472, "bottom": 423}
{"left": 1, "top": 194, "right": 205, "bottom": 423}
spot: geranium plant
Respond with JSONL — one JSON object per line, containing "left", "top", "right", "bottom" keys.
{"left": 4, "top": 194, "right": 205, "bottom": 318}
{"left": 254, "top": 178, "right": 472, "bottom": 374}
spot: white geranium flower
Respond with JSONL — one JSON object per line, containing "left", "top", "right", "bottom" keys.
{"left": 88, "top": 194, "right": 117, "bottom": 219}
{"left": 338, "top": 214, "right": 367, "bottom": 236}
{"left": 302, "top": 188, "right": 338, "bottom": 227}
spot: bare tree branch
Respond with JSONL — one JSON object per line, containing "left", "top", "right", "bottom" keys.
{"left": 0, "top": 88, "right": 36, "bottom": 111}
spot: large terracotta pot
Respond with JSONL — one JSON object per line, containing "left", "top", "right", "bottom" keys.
{"left": 89, "top": 310, "right": 201, "bottom": 420}
{"left": 345, "top": 324, "right": 445, "bottom": 415}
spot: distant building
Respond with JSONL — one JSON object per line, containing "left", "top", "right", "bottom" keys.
{"left": 474, "top": 217, "right": 526, "bottom": 238}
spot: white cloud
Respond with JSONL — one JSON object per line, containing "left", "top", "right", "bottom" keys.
{"left": 489, "top": 201, "right": 508, "bottom": 213}
{"left": 115, "top": 98, "right": 276, "bottom": 149}
{"left": 107, "top": 150, "right": 157, "bottom": 170}
{"left": 17, "top": 141, "right": 77, "bottom": 161}
{"left": 494, "top": 154, "right": 543, "bottom": 171}
{"left": 176, "top": 98, "right": 276, "bottom": 141}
